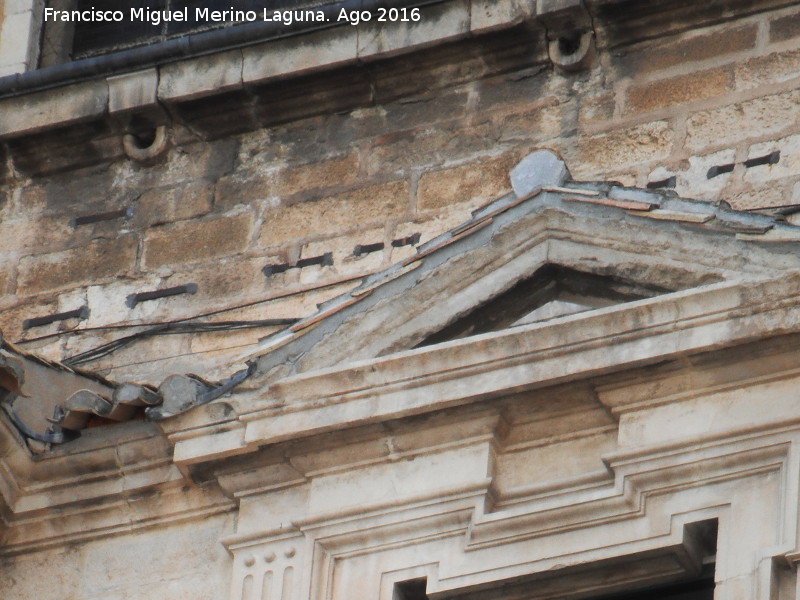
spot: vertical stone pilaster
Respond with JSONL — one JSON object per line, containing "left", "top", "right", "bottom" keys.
{"left": 0, "top": 0, "right": 44, "bottom": 75}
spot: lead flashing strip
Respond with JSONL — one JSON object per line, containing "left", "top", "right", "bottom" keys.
{"left": 289, "top": 292, "right": 373, "bottom": 333}
{"left": 562, "top": 195, "right": 657, "bottom": 211}
{"left": 737, "top": 228, "right": 800, "bottom": 242}
{"left": 626, "top": 209, "right": 714, "bottom": 223}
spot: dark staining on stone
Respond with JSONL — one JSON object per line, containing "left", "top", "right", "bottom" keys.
{"left": 353, "top": 242, "right": 385, "bottom": 257}
{"left": 743, "top": 151, "right": 780, "bottom": 169}
{"left": 708, "top": 151, "right": 780, "bottom": 179}
{"left": 707, "top": 163, "right": 735, "bottom": 179}
{"left": 126, "top": 283, "right": 199, "bottom": 308}
{"left": 70, "top": 207, "right": 133, "bottom": 228}
{"left": 392, "top": 233, "right": 421, "bottom": 248}
{"left": 646, "top": 176, "right": 677, "bottom": 190}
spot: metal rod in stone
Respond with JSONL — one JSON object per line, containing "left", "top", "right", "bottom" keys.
{"left": 126, "top": 283, "right": 198, "bottom": 308}
{"left": 23, "top": 306, "right": 89, "bottom": 330}
{"left": 70, "top": 207, "right": 133, "bottom": 228}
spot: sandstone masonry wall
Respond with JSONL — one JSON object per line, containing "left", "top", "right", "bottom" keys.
{"left": 1, "top": 3, "right": 800, "bottom": 382}
{"left": 0, "top": 513, "right": 234, "bottom": 600}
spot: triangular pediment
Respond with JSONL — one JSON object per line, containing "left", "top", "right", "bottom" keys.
{"left": 6, "top": 150, "right": 800, "bottom": 443}
{"left": 245, "top": 150, "right": 800, "bottom": 382}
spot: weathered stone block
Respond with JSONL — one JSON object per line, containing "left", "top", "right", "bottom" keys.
{"left": 19, "top": 166, "right": 128, "bottom": 218}
{"left": 0, "top": 259, "right": 13, "bottom": 296}
{"left": 76, "top": 516, "right": 231, "bottom": 598}
{"left": 0, "top": 80, "right": 108, "bottom": 138}
{"left": 254, "top": 68, "right": 373, "bottom": 129}
{"left": 370, "top": 38, "right": 486, "bottom": 104}
{"left": 134, "top": 181, "right": 213, "bottom": 228}
{"left": 383, "top": 91, "right": 469, "bottom": 131}
{"left": 17, "top": 235, "right": 138, "bottom": 296}
{"left": 686, "top": 90, "right": 800, "bottom": 152}
{"left": 158, "top": 49, "right": 243, "bottom": 101}
{"left": 474, "top": 67, "right": 549, "bottom": 113}
{"left": 7, "top": 120, "right": 124, "bottom": 177}
{"left": 735, "top": 49, "right": 800, "bottom": 90}
{"left": 215, "top": 153, "right": 359, "bottom": 211}
{"left": 116, "top": 137, "right": 238, "bottom": 191}
{"left": 86, "top": 277, "right": 161, "bottom": 327}
{"left": 417, "top": 153, "right": 517, "bottom": 211}
{"left": 743, "top": 135, "right": 800, "bottom": 184}
{"left": 267, "top": 111, "right": 378, "bottom": 162}
{"left": 615, "top": 23, "right": 757, "bottom": 75}
{"left": 243, "top": 27, "right": 358, "bottom": 84}
{"left": 0, "top": 213, "right": 73, "bottom": 255}
{"left": 365, "top": 122, "right": 496, "bottom": 176}
{"left": 214, "top": 171, "right": 276, "bottom": 211}
{"left": 258, "top": 181, "right": 408, "bottom": 246}
{"left": 276, "top": 153, "right": 360, "bottom": 198}
{"left": 678, "top": 148, "right": 737, "bottom": 198}
{"left": 573, "top": 121, "right": 674, "bottom": 176}
{"left": 301, "top": 227, "right": 386, "bottom": 279}
{"left": 162, "top": 254, "right": 282, "bottom": 306}
{"left": 579, "top": 91, "right": 616, "bottom": 130}
{"left": 496, "top": 100, "right": 564, "bottom": 142}
{"left": 471, "top": 0, "right": 526, "bottom": 33}
{"left": 108, "top": 69, "right": 162, "bottom": 115}
{"left": 626, "top": 68, "right": 732, "bottom": 113}
{"left": 770, "top": 11, "right": 800, "bottom": 43}
{"left": 143, "top": 212, "right": 254, "bottom": 269}
{"left": 0, "top": 10, "right": 36, "bottom": 70}
{"left": 357, "top": 0, "right": 470, "bottom": 59}
{"left": 171, "top": 90, "right": 260, "bottom": 139}
{"left": 727, "top": 185, "right": 787, "bottom": 209}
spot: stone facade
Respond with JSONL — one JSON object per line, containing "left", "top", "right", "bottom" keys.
{"left": 0, "top": 1, "right": 798, "bottom": 382}
{"left": 1, "top": 1, "right": 800, "bottom": 599}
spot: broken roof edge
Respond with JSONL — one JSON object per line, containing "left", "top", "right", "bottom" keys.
{"left": 6, "top": 149, "right": 800, "bottom": 450}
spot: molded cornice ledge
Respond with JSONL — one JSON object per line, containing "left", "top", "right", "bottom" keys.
{"left": 0, "top": 0, "right": 537, "bottom": 140}
{"left": 170, "top": 272, "right": 800, "bottom": 470}
{"left": 0, "top": 416, "right": 234, "bottom": 556}
{"left": 2, "top": 0, "right": 786, "bottom": 140}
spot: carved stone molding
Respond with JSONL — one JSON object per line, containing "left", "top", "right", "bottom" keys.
{"left": 226, "top": 531, "right": 306, "bottom": 600}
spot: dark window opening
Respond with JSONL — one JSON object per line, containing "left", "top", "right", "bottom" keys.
{"left": 591, "top": 565, "right": 715, "bottom": 600}
{"left": 395, "top": 578, "right": 429, "bottom": 600}
{"left": 395, "top": 567, "right": 715, "bottom": 600}
{"left": 417, "top": 264, "right": 674, "bottom": 347}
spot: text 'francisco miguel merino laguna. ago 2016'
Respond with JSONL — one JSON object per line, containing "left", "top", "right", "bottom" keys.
{"left": 44, "top": 6, "right": 423, "bottom": 26}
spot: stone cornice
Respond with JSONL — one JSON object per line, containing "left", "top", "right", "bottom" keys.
{"left": 1, "top": 0, "right": 794, "bottom": 144}
{"left": 0, "top": 416, "right": 233, "bottom": 556}
{"left": 0, "top": 0, "right": 534, "bottom": 140}
{"left": 168, "top": 272, "right": 800, "bottom": 473}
